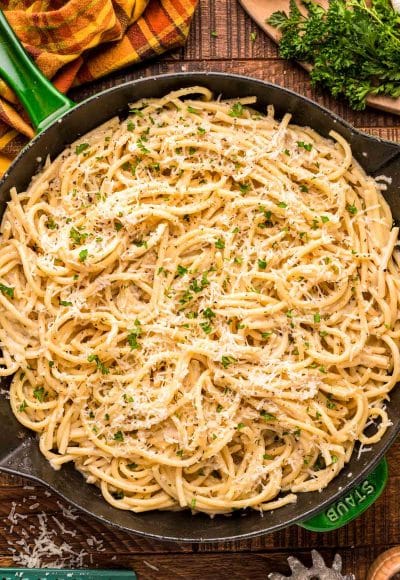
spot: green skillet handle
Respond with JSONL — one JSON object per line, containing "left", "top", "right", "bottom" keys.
{"left": 0, "top": 10, "right": 75, "bottom": 133}
{"left": 298, "top": 458, "right": 388, "bottom": 532}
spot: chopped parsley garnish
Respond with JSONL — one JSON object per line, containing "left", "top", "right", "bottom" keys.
{"left": 179, "top": 289, "right": 193, "bottom": 304}
{"left": 60, "top": 300, "right": 72, "bottom": 307}
{"left": 127, "top": 121, "right": 135, "bottom": 131}
{"left": 326, "top": 394, "right": 336, "bottom": 409}
{"left": 286, "top": 309, "right": 293, "bottom": 318}
{"left": 299, "top": 184, "right": 309, "bottom": 192}
{"left": 198, "top": 127, "right": 206, "bottom": 135}
{"left": 114, "top": 431, "right": 124, "bottom": 442}
{"left": 127, "top": 319, "right": 142, "bottom": 350}
{"left": 215, "top": 238, "right": 225, "bottom": 249}
{"left": 78, "top": 249, "right": 88, "bottom": 262}
{"left": 314, "top": 455, "right": 326, "bottom": 471}
{"left": 216, "top": 404, "right": 223, "bottom": 413}
{"left": 277, "top": 201, "right": 287, "bottom": 208}
{"left": 46, "top": 217, "right": 57, "bottom": 229}
{"left": 261, "top": 332, "right": 272, "bottom": 339}
{"left": 260, "top": 411, "right": 276, "bottom": 422}
{"left": 203, "top": 307, "right": 215, "bottom": 319}
{"left": 200, "top": 322, "right": 213, "bottom": 334}
{"left": 346, "top": 203, "right": 358, "bottom": 215}
{"left": 258, "top": 259, "right": 267, "bottom": 270}
{"left": 0, "top": 283, "right": 14, "bottom": 298}
{"left": 177, "top": 264, "right": 188, "bottom": 277}
{"left": 33, "top": 386, "right": 45, "bottom": 402}
{"left": 263, "top": 453, "right": 274, "bottom": 460}
{"left": 191, "top": 497, "right": 197, "bottom": 509}
{"left": 239, "top": 182, "right": 251, "bottom": 194}
{"left": 211, "top": 30, "right": 218, "bottom": 37}
{"left": 137, "top": 138, "right": 150, "bottom": 154}
{"left": 297, "top": 141, "right": 312, "bottom": 151}
{"left": 228, "top": 102, "right": 244, "bottom": 118}
{"left": 122, "top": 161, "right": 137, "bottom": 175}
{"left": 321, "top": 215, "right": 330, "bottom": 223}
{"left": 133, "top": 239, "right": 148, "bottom": 248}
{"left": 75, "top": 143, "right": 89, "bottom": 155}
{"left": 313, "top": 312, "right": 321, "bottom": 323}
{"left": 221, "top": 355, "right": 237, "bottom": 368}
{"left": 237, "top": 422, "right": 245, "bottom": 430}
{"left": 18, "top": 400, "right": 28, "bottom": 412}
{"left": 189, "top": 147, "right": 197, "bottom": 155}
{"left": 87, "top": 354, "right": 109, "bottom": 374}
{"left": 250, "top": 31, "right": 257, "bottom": 42}
{"left": 186, "top": 311, "right": 198, "bottom": 319}
{"left": 331, "top": 454, "right": 339, "bottom": 463}
{"left": 187, "top": 106, "right": 198, "bottom": 114}
{"left": 69, "top": 227, "right": 88, "bottom": 245}
{"left": 189, "top": 272, "right": 209, "bottom": 293}
{"left": 114, "top": 221, "right": 123, "bottom": 231}
{"left": 176, "top": 449, "right": 184, "bottom": 457}
{"left": 129, "top": 108, "right": 143, "bottom": 116}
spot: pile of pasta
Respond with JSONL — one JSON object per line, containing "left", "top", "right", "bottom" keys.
{"left": 0, "top": 87, "right": 399, "bottom": 514}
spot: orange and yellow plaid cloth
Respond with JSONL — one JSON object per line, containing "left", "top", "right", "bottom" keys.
{"left": 0, "top": 0, "right": 198, "bottom": 171}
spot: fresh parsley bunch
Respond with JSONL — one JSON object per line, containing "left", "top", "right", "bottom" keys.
{"left": 268, "top": 0, "right": 400, "bottom": 110}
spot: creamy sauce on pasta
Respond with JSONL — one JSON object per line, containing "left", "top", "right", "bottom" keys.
{"left": 0, "top": 87, "right": 399, "bottom": 514}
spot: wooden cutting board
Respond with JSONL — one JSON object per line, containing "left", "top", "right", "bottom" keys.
{"left": 239, "top": 0, "right": 400, "bottom": 116}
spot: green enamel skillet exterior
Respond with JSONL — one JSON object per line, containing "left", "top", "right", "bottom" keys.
{"left": 0, "top": 8, "right": 399, "bottom": 542}
{"left": 0, "top": 11, "right": 74, "bottom": 131}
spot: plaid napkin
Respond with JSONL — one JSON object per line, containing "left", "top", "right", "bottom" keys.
{"left": 0, "top": 0, "right": 198, "bottom": 169}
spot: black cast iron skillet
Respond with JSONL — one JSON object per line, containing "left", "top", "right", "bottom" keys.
{"left": 0, "top": 11, "right": 399, "bottom": 543}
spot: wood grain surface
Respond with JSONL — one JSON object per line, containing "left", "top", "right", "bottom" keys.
{"left": 1, "top": 1, "right": 399, "bottom": 578}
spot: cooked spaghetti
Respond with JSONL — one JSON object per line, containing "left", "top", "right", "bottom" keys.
{"left": 0, "top": 87, "right": 399, "bottom": 514}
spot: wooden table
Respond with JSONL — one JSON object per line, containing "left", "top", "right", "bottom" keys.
{"left": 1, "top": 1, "right": 399, "bottom": 577}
